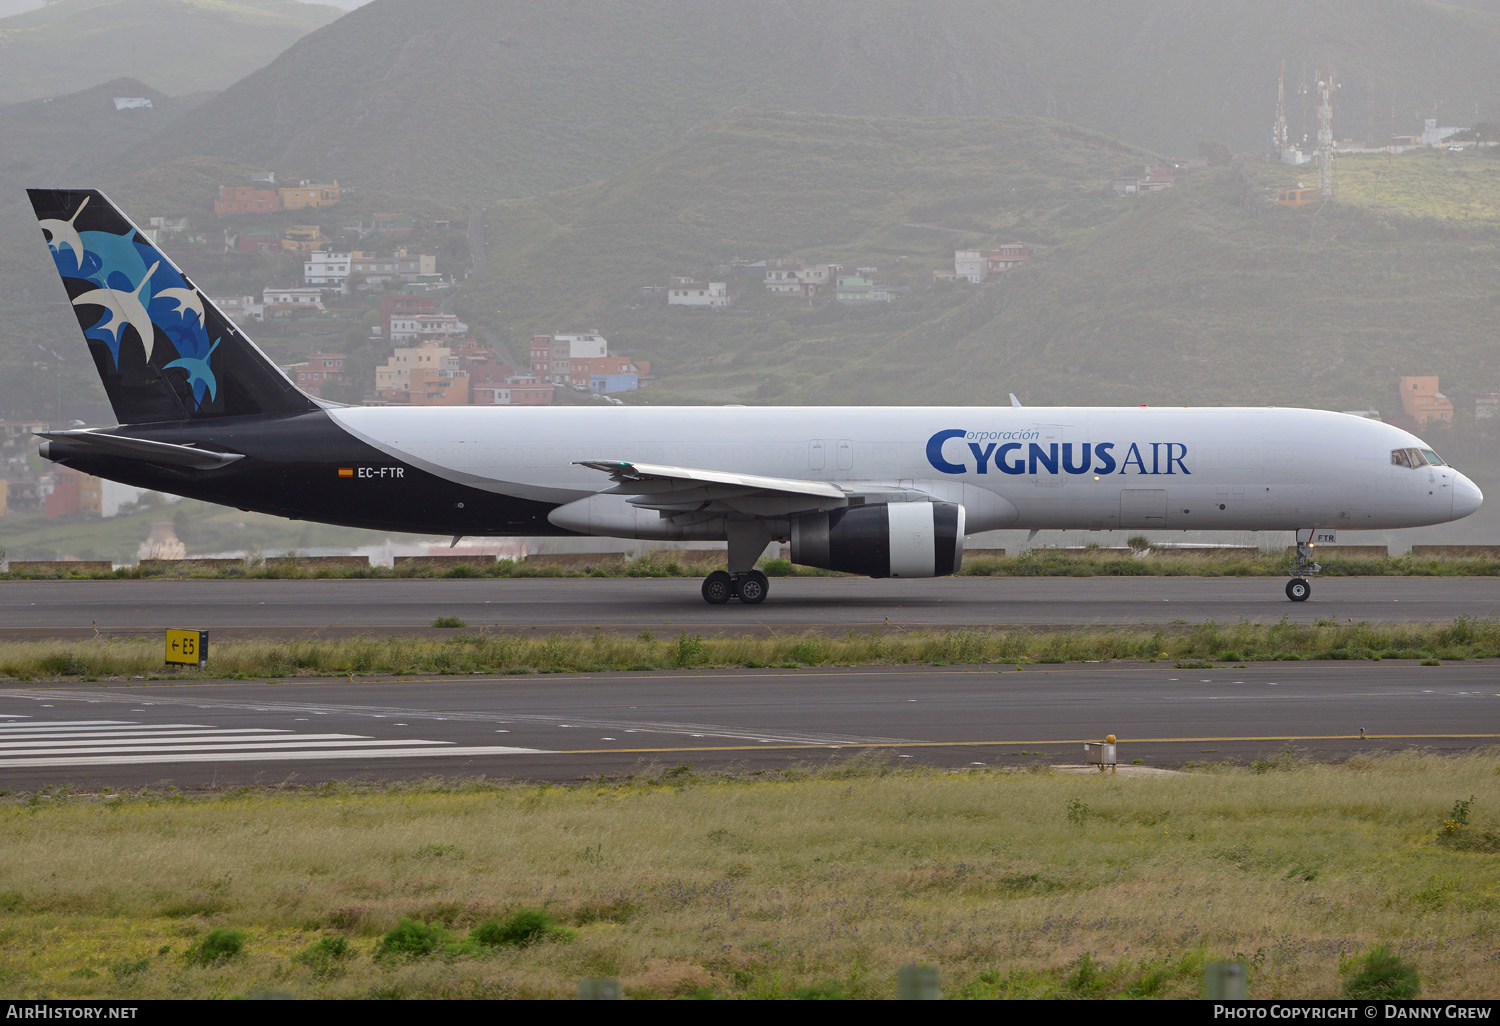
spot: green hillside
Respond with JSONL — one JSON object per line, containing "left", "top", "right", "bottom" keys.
{"left": 457, "top": 110, "right": 1500, "bottom": 415}
{"left": 114, "top": 0, "right": 1500, "bottom": 205}
{"left": 0, "top": 77, "right": 211, "bottom": 426}
{"left": 0, "top": 78, "right": 205, "bottom": 183}
{"left": 459, "top": 110, "right": 1148, "bottom": 393}
{"left": 911, "top": 151, "right": 1500, "bottom": 410}
{"left": 0, "top": 0, "right": 343, "bottom": 103}
{"left": 0, "top": 0, "right": 342, "bottom": 420}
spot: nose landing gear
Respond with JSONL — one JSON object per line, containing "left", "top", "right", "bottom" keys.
{"left": 1286, "top": 531, "right": 1322, "bottom": 602}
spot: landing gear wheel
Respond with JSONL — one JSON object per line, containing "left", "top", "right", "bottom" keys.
{"left": 702, "top": 570, "right": 733, "bottom": 605}
{"left": 735, "top": 570, "right": 769, "bottom": 605}
{"left": 1286, "top": 577, "right": 1311, "bottom": 602}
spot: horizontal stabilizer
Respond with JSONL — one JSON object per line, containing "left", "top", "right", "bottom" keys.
{"left": 37, "top": 429, "right": 244, "bottom": 470}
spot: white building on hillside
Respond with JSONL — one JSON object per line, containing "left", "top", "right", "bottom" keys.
{"left": 954, "top": 251, "right": 987, "bottom": 284}
{"left": 214, "top": 295, "right": 265, "bottom": 324}
{"left": 389, "top": 313, "right": 469, "bottom": 343}
{"left": 350, "top": 250, "right": 438, "bottom": 287}
{"left": 551, "top": 332, "right": 609, "bottom": 359}
{"left": 1421, "top": 118, "right": 1463, "bottom": 146}
{"left": 765, "top": 259, "right": 835, "bottom": 297}
{"left": 305, "top": 251, "right": 353, "bottom": 288}
{"left": 668, "top": 281, "right": 730, "bottom": 308}
{"left": 262, "top": 287, "right": 325, "bottom": 314}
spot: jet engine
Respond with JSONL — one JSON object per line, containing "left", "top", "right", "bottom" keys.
{"left": 790, "top": 501, "right": 965, "bottom": 578}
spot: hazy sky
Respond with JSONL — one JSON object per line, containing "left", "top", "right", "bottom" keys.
{"left": 0, "top": 0, "right": 371, "bottom": 17}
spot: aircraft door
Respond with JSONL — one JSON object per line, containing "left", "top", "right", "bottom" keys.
{"left": 1120, "top": 488, "right": 1168, "bottom": 527}
{"left": 837, "top": 439, "right": 853, "bottom": 470}
{"left": 809, "top": 439, "right": 825, "bottom": 471}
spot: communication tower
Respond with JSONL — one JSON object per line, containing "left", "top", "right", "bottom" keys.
{"left": 1316, "top": 70, "right": 1336, "bottom": 198}
{"left": 1272, "top": 60, "right": 1289, "bottom": 158}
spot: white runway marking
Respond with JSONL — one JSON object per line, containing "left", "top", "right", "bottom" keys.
{"left": 0, "top": 748, "right": 545, "bottom": 768}
{"left": 0, "top": 727, "right": 292, "bottom": 740}
{"left": 0, "top": 717, "right": 548, "bottom": 768}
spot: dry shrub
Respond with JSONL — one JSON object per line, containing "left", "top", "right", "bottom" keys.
{"left": 623, "top": 958, "right": 719, "bottom": 998}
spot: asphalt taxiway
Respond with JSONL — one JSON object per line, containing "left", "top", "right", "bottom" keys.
{"left": 2, "top": 661, "right": 1495, "bottom": 790}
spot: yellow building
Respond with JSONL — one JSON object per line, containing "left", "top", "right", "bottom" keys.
{"left": 375, "top": 344, "right": 454, "bottom": 403}
{"left": 0, "top": 479, "right": 8, "bottom": 517}
{"left": 281, "top": 224, "right": 331, "bottom": 252}
{"left": 278, "top": 181, "right": 341, "bottom": 210}
{"left": 80, "top": 474, "right": 102, "bottom": 516}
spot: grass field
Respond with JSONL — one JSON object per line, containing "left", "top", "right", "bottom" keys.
{"left": 0, "top": 615, "right": 1498, "bottom": 681}
{"left": 1258, "top": 148, "right": 1500, "bottom": 227}
{"left": 0, "top": 753, "right": 1495, "bottom": 999}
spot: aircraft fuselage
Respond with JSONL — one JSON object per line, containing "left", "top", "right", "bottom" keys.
{"left": 42, "top": 404, "right": 1480, "bottom": 539}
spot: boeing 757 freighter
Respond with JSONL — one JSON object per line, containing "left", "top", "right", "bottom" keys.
{"left": 26, "top": 189, "right": 1483, "bottom": 604}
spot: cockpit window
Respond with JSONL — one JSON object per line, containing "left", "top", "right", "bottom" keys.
{"left": 1391, "top": 447, "right": 1445, "bottom": 468}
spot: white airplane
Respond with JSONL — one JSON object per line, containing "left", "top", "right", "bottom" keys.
{"left": 28, "top": 189, "right": 1483, "bottom": 604}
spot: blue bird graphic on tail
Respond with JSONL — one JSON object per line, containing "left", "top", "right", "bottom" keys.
{"left": 28, "top": 188, "right": 314, "bottom": 423}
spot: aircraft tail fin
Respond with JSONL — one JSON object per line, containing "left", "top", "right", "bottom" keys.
{"left": 27, "top": 188, "right": 318, "bottom": 425}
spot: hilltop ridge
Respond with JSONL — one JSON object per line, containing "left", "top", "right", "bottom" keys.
{"left": 0, "top": 0, "right": 343, "bottom": 104}
{"left": 111, "top": 0, "right": 1500, "bottom": 204}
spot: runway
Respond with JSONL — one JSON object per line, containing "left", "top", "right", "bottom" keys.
{"left": 2, "top": 576, "right": 1498, "bottom": 639}
{"left": 2, "top": 661, "right": 1495, "bottom": 790}
{"left": 3, "top": 576, "right": 1494, "bottom": 790}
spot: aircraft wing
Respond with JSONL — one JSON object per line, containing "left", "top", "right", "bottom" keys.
{"left": 574, "top": 459, "right": 932, "bottom": 519}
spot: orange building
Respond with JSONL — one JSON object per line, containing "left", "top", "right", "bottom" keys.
{"left": 408, "top": 365, "right": 471, "bottom": 406}
{"left": 44, "top": 466, "right": 103, "bottom": 519}
{"left": 215, "top": 186, "right": 282, "bottom": 216}
{"left": 1400, "top": 376, "right": 1454, "bottom": 425}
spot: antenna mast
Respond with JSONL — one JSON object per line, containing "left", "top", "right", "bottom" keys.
{"left": 1273, "top": 60, "right": 1289, "bottom": 158}
{"left": 1317, "top": 69, "right": 1336, "bottom": 197}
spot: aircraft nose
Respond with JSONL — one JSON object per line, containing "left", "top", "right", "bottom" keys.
{"left": 1453, "top": 472, "right": 1484, "bottom": 519}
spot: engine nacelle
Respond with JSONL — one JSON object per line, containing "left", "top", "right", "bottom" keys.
{"left": 790, "top": 501, "right": 965, "bottom": 578}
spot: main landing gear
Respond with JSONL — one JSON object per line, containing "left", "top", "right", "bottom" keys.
{"left": 702, "top": 569, "right": 769, "bottom": 605}
{"left": 701, "top": 522, "right": 778, "bottom": 605}
{"left": 1286, "top": 533, "right": 1322, "bottom": 602}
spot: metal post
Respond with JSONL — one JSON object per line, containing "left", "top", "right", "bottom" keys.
{"left": 1204, "top": 961, "right": 1247, "bottom": 1000}
{"left": 578, "top": 977, "right": 622, "bottom": 1000}
{"left": 897, "top": 964, "right": 940, "bottom": 999}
